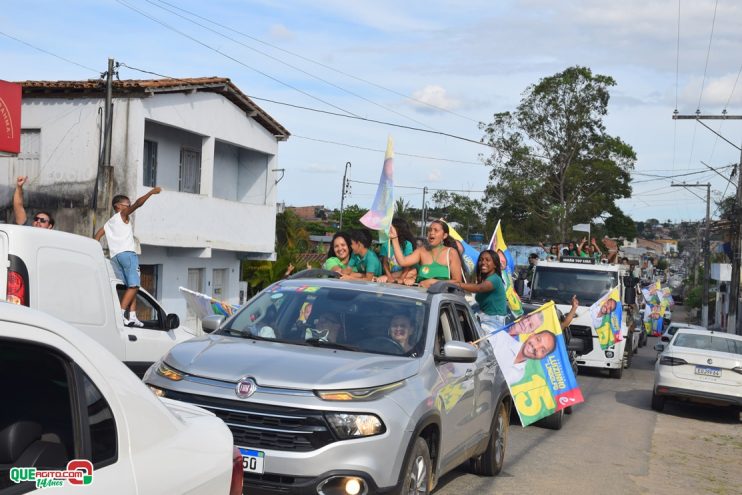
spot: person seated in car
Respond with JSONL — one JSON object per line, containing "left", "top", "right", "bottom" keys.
{"left": 306, "top": 311, "right": 345, "bottom": 342}
{"left": 388, "top": 314, "right": 415, "bottom": 352}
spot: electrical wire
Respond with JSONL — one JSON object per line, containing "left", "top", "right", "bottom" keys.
{"left": 292, "top": 135, "right": 482, "bottom": 165}
{"left": 151, "top": 0, "right": 480, "bottom": 123}
{"left": 696, "top": 0, "right": 720, "bottom": 112}
{"left": 0, "top": 30, "right": 99, "bottom": 74}
{"left": 348, "top": 179, "right": 485, "bottom": 194}
{"left": 143, "top": 0, "right": 439, "bottom": 132}
{"left": 117, "top": 62, "right": 495, "bottom": 149}
{"left": 114, "top": 0, "right": 361, "bottom": 118}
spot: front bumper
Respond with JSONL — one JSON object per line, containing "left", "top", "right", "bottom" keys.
{"left": 243, "top": 469, "right": 399, "bottom": 495}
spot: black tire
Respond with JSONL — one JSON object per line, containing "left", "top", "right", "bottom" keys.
{"left": 535, "top": 409, "right": 564, "bottom": 430}
{"left": 609, "top": 364, "right": 623, "bottom": 379}
{"left": 470, "top": 401, "right": 509, "bottom": 476}
{"left": 401, "top": 438, "right": 432, "bottom": 494}
{"left": 651, "top": 391, "right": 665, "bottom": 412}
{"left": 623, "top": 345, "right": 633, "bottom": 369}
{"left": 564, "top": 406, "right": 573, "bottom": 415}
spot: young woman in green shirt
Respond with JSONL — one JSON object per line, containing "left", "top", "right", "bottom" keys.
{"left": 457, "top": 249, "right": 508, "bottom": 329}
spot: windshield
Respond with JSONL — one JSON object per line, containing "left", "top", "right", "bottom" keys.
{"left": 673, "top": 333, "right": 742, "bottom": 355}
{"left": 218, "top": 284, "right": 428, "bottom": 357}
{"left": 531, "top": 267, "right": 618, "bottom": 305}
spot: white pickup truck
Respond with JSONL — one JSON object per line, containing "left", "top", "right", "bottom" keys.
{"left": 0, "top": 225, "right": 195, "bottom": 376}
{"left": 528, "top": 256, "right": 632, "bottom": 378}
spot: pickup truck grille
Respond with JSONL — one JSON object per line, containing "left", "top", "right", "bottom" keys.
{"left": 568, "top": 325, "right": 594, "bottom": 355}
{"left": 164, "top": 390, "right": 335, "bottom": 452}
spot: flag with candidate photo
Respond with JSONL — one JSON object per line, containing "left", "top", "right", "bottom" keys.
{"left": 485, "top": 301, "right": 583, "bottom": 427}
{"left": 180, "top": 286, "right": 239, "bottom": 320}
{"left": 589, "top": 287, "right": 623, "bottom": 350}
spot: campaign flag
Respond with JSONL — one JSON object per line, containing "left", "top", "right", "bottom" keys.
{"left": 589, "top": 287, "right": 623, "bottom": 350}
{"left": 443, "top": 221, "right": 480, "bottom": 276}
{"left": 485, "top": 301, "right": 584, "bottom": 427}
{"left": 360, "top": 136, "right": 394, "bottom": 243}
{"left": 572, "top": 223, "right": 591, "bottom": 233}
{"left": 488, "top": 220, "right": 523, "bottom": 317}
{"left": 641, "top": 282, "right": 673, "bottom": 336}
{"left": 0, "top": 80, "right": 22, "bottom": 154}
{"left": 180, "top": 286, "right": 239, "bottom": 320}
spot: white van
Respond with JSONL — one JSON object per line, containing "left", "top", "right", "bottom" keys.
{"left": 528, "top": 256, "right": 630, "bottom": 378}
{"left": 0, "top": 224, "right": 195, "bottom": 376}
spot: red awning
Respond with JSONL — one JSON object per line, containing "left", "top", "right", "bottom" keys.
{"left": 0, "top": 80, "right": 22, "bottom": 155}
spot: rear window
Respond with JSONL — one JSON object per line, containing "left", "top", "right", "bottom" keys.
{"left": 673, "top": 333, "right": 742, "bottom": 355}
{"left": 219, "top": 284, "right": 428, "bottom": 357}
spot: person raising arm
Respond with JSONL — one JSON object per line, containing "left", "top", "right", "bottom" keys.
{"left": 389, "top": 220, "right": 463, "bottom": 288}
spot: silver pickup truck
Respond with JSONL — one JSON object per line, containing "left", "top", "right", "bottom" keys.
{"left": 145, "top": 274, "right": 511, "bottom": 495}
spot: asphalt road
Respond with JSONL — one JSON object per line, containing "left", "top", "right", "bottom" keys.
{"left": 434, "top": 316, "right": 742, "bottom": 495}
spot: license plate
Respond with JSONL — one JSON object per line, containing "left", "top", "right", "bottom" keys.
{"left": 694, "top": 365, "right": 721, "bottom": 377}
{"left": 239, "top": 448, "right": 265, "bottom": 474}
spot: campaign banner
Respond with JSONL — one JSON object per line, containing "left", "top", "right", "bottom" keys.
{"left": 642, "top": 282, "right": 673, "bottom": 336}
{"left": 179, "top": 286, "right": 239, "bottom": 320}
{"left": 488, "top": 220, "right": 524, "bottom": 317}
{"left": 485, "top": 301, "right": 584, "bottom": 427}
{"left": 589, "top": 287, "right": 623, "bottom": 350}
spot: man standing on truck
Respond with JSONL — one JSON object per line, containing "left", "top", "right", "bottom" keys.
{"left": 13, "top": 176, "right": 55, "bottom": 229}
{"left": 95, "top": 187, "right": 162, "bottom": 327}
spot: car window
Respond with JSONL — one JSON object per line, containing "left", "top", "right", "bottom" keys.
{"left": 117, "top": 286, "right": 161, "bottom": 328}
{"left": 454, "top": 304, "right": 479, "bottom": 342}
{"left": 219, "top": 284, "right": 427, "bottom": 356}
{"left": 673, "top": 333, "right": 742, "bottom": 355}
{"left": 0, "top": 339, "right": 119, "bottom": 493}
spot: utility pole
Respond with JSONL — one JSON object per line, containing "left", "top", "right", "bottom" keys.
{"left": 674, "top": 113, "right": 742, "bottom": 334}
{"left": 420, "top": 186, "right": 428, "bottom": 236}
{"left": 339, "top": 161, "right": 351, "bottom": 230}
{"left": 672, "top": 182, "right": 711, "bottom": 328}
{"left": 92, "top": 58, "right": 115, "bottom": 236}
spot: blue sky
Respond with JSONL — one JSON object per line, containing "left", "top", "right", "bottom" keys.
{"left": 3, "top": 0, "right": 742, "bottom": 223}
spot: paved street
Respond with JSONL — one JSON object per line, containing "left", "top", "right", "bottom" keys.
{"left": 435, "top": 316, "right": 742, "bottom": 495}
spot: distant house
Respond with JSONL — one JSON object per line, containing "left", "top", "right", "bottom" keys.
{"left": 0, "top": 77, "right": 290, "bottom": 329}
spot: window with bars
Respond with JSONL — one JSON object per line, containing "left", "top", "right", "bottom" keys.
{"left": 179, "top": 147, "right": 201, "bottom": 193}
{"left": 143, "top": 140, "right": 158, "bottom": 187}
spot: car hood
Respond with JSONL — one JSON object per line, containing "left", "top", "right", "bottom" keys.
{"left": 165, "top": 335, "right": 421, "bottom": 390}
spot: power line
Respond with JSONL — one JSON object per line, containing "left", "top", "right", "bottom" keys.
{"left": 630, "top": 165, "right": 733, "bottom": 184}
{"left": 348, "top": 179, "right": 485, "bottom": 194}
{"left": 292, "top": 135, "right": 483, "bottom": 165}
{"left": 151, "top": 0, "right": 480, "bottom": 123}
{"left": 0, "top": 30, "right": 99, "bottom": 74}
{"left": 696, "top": 0, "right": 720, "bottom": 112}
{"left": 248, "top": 95, "right": 495, "bottom": 148}
{"left": 143, "top": 0, "right": 439, "bottom": 132}
{"left": 117, "top": 62, "right": 495, "bottom": 149}
{"left": 114, "top": 0, "right": 361, "bottom": 118}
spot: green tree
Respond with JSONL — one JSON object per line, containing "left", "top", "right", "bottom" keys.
{"left": 394, "top": 198, "right": 414, "bottom": 224}
{"left": 431, "top": 191, "right": 486, "bottom": 237}
{"left": 604, "top": 208, "right": 637, "bottom": 241}
{"left": 480, "top": 66, "right": 636, "bottom": 241}
{"left": 328, "top": 204, "right": 368, "bottom": 232}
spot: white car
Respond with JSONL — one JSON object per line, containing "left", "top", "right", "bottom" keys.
{"left": 0, "top": 303, "right": 242, "bottom": 494}
{"left": 659, "top": 321, "right": 707, "bottom": 343}
{"left": 652, "top": 328, "right": 742, "bottom": 412}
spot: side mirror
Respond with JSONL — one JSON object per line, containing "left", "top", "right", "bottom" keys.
{"left": 660, "top": 335, "right": 670, "bottom": 343}
{"left": 202, "top": 315, "right": 224, "bottom": 334}
{"left": 567, "top": 337, "right": 585, "bottom": 354}
{"left": 165, "top": 313, "right": 180, "bottom": 330}
{"left": 437, "top": 341, "right": 478, "bottom": 363}
{"left": 654, "top": 343, "right": 665, "bottom": 352}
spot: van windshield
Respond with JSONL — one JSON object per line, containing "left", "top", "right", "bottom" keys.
{"left": 218, "top": 284, "right": 428, "bottom": 357}
{"left": 531, "top": 267, "right": 618, "bottom": 306}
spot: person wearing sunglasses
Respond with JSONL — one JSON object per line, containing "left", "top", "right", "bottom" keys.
{"left": 13, "top": 176, "right": 55, "bottom": 229}
{"left": 95, "top": 186, "right": 162, "bottom": 327}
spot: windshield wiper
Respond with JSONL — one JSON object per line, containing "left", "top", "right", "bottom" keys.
{"left": 304, "top": 338, "right": 358, "bottom": 351}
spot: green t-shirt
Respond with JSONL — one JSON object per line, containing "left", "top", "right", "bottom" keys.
{"left": 379, "top": 240, "right": 414, "bottom": 272}
{"left": 349, "top": 250, "right": 383, "bottom": 276}
{"left": 475, "top": 274, "right": 508, "bottom": 316}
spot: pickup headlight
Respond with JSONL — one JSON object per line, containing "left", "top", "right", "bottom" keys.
{"left": 315, "top": 381, "right": 404, "bottom": 401}
{"left": 325, "top": 413, "right": 385, "bottom": 439}
{"left": 155, "top": 361, "right": 185, "bottom": 381}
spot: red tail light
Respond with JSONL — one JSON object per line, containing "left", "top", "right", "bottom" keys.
{"left": 7, "top": 270, "right": 27, "bottom": 306}
{"left": 230, "top": 446, "right": 244, "bottom": 495}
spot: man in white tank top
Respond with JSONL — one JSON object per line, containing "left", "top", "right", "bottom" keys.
{"left": 95, "top": 186, "right": 161, "bottom": 327}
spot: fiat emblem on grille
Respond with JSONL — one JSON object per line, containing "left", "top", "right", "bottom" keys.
{"left": 236, "top": 377, "right": 257, "bottom": 399}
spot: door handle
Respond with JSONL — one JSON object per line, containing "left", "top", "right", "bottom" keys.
{"left": 128, "top": 335, "right": 137, "bottom": 342}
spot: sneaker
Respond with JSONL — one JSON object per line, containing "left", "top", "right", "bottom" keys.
{"left": 128, "top": 314, "right": 145, "bottom": 328}
{"left": 122, "top": 310, "right": 131, "bottom": 326}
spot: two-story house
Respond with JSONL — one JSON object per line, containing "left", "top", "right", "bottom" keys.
{"left": 0, "top": 77, "right": 290, "bottom": 328}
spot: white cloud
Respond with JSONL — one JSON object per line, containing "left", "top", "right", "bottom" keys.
{"left": 268, "top": 23, "right": 294, "bottom": 41}
{"left": 678, "top": 73, "right": 742, "bottom": 110}
{"left": 427, "top": 169, "right": 442, "bottom": 182}
{"left": 409, "top": 85, "right": 461, "bottom": 113}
